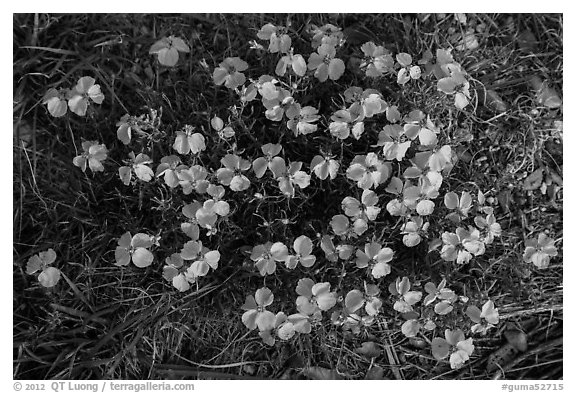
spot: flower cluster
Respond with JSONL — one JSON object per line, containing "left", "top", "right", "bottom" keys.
{"left": 35, "top": 17, "right": 561, "bottom": 377}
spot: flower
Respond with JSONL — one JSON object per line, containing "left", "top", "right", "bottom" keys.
{"left": 360, "top": 42, "right": 394, "bottom": 77}
{"left": 431, "top": 329, "right": 475, "bottom": 369}
{"left": 163, "top": 253, "right": 193, "bottom": 292}
{"left": 423, "top": 279, "right": 457, "bottom": 306}
{"left": 295, "top": 279, "right": 337, "bottom": 315}
{"left": 213, "top": 57, "right": 249, "bottom": 89}
{"left": 181, "top": 202, "right": 202, "bottom": 240}
{"left": 67, "top": 76, "right": 105, "bottom": 116}
{"left": 401, "top": 217, "right": 429, "bottom": 247}
{"left": 440, "top": 227, "right": 486, "bottom": 264}
{"left": 193, "top": 185, "right": 230, "bottom": 236}
{"left": 26, "top": 248, "right": 61, "bottom": 288}
{"left": 73, "top": 141, "right": 108, "bottom": 173}
{"left": 210, "top": 116, "right": 235, "bottom": 139}
{"left": 309, "top": 23, "right": 344, "bottom": 49}
{"left": 523, "top": 233, "right": 558, "bottom": 269}
{"left": 173, "top": 125, "right": 206, "bottom": 155}
{"left": 474, "top": 213, "right": 502, "bottom": 244}
{"left": 177, "top": 165, "right": 209, "bottom": 195}
{"left": 216, "top": 154, "right": 251, "bottom": 192}
{"left": 437, "top": 63, "right": 471, "bottom": 110}
{"left": 310, "top": 154, "right": 339, "bottom": 180}
{"left": 330, "top": 214, "right": 367, "bottom": 238}
{"left": 345, "top": 284, "right": 383, "bottom": 316}
{"left": 262, "top": 88, "right": 299, "bottom": 122}
{"left": 42, "top": 88, "right": 68, "bottom": 117}
{"left": 286, "top": 105, "right": 320, "bottom": 136}
{"left": 251, "top": 242, "right": 289, "bottom": 276}
{"left": 390, "top": 277, "right": 422, "bottom": 313}
{"left": 187, "top": 247, "right": 220, "bottom": 278}
{"left": 149, "top": 36, "right": 190, "bottom": 67}
{"left": 276, "top": 49, "right": 307, "bottom": 76}
{"left": 444, "top": 191, "right": 473, "bottom": 223}
{"left": 328, "top": 109, "right": 364, "bottom": 140}
{"left": 241, "top": 287, "right": 276, "bottom": 331}
{"left": 402, "top": 110, "right": 438, "bottom": 147}
{"left": 114, "top": 232, "right": 154, "bottom": 268}
{"left": 377, "top": 124, "right": 412, "bottom": 161}
{"left": 346, "top": 153, "right": 391, "bottom": 189}
{"left": 341, "top": 189, "right": 380, "bottom": 223}
{"left": 118, "top": 152, "right": 154, "bottom": 185}
{"left": 257, "top": 23, "right": 291, "bottom": 54}
{"left": 155, "top": 155, "right": 184, "bottom": 188}
{"left": 307, "top": 43, "right": 345, "bottom": 82}
{"left": 355, "top": 242, "right": 394, "bottom": 279}
{"left": 467, "top": 300, "right": 499, "bottom": 335}
{"left": 396, "top": 53, "right": 421, "bottom": 85}
{"left": 252, "top": 144, "right": 283, "bottom": 178}
{"left": 286, "top": 235, "right": 316, "bottom": 269}
{"left": 274, "top": 161, "right": 311, "bottom": 197}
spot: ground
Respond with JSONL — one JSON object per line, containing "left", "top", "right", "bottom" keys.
{"left": 13, "top": 13, "right": 562, "bottom": 380}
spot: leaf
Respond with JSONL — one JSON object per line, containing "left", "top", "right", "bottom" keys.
{"left": 431, "top": 337, "right": 450, "bottom": 360}
{"left": 355, "top": 341, "right": 381, "bottom": 358}
{"left": 523, "top": 168, "right": 543, "bottom": 191}
{"left": 401, "top": 319, "right": 421, "bottom": 338}
{"left": 38, "top": 267, "right": 61, "bottom": 288}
